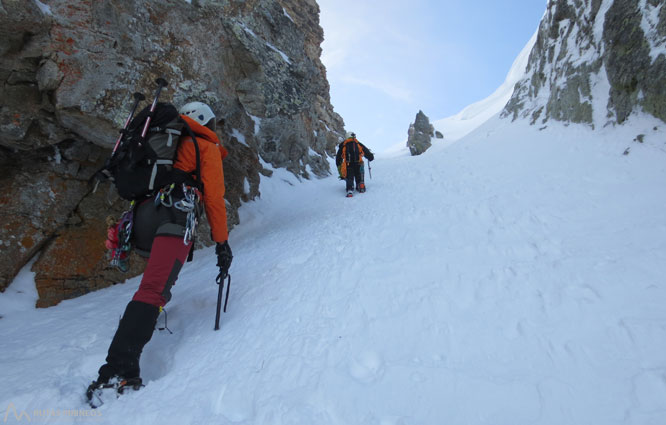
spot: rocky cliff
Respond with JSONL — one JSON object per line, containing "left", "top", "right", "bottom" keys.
{"left": 0, "top": 0, "right": 345, "bottom": 307}
{"left": 502, "top": 0, "right": 666, "bottom": 128}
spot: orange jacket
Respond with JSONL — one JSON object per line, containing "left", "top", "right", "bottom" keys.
{"left": 174, "top": 115, "right": 229, "bottom": 243}
{"left": 336, "top": 138, "right": 366, "bottom": 178}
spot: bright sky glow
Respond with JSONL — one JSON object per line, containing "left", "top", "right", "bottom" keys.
{"left": 318, "top": 0, "right": 547, "bottom": 152}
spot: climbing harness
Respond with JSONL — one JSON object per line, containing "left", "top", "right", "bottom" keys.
{"left": 153, "top": 183, "right": 200, "bottom": 245}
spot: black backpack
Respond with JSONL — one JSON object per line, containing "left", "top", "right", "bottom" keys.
{"left": 105, "top": 102, "right": 201, "bottom": 201}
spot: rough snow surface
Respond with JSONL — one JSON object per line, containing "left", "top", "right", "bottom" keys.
{"left": 640, "top": 0, "right": 666, "bottom": 62}
{"left": 249, "top": 115, "right": 262, "bottom": 136}
{"left": 591, "top": 65, "right": 612, "bottom": 126}
{"left": 32, "top": 0, "right": 52, "bottom": 15}
{"left": 265, "top": 42, "right": 292, "bottom": 64}
{"left": 282, "top": 7, "right": 295, "bottom": 23}
{"left": 230, "top": 128, "right": 249, "bottom": 147}
{"left": 1, "top": 115, "right": 666, "bottom": 424}
{"left": 240, "top": 23, "right": 258, "bottom": 39}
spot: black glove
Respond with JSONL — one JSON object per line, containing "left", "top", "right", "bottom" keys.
{"left": 215, "top": 241, "right": 233, "bottom": 280}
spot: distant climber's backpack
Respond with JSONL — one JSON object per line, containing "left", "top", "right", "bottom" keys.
{"left": 339, "top": 138, "right": 364, "bottom": 179}
{"left": 105, "top": 102, "right": 201, "bottom": 201}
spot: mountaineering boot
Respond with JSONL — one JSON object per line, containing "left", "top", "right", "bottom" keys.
{"left": 96, "top": 300, "right": 160, "bottom": 386}
{"left": 86, "top": 376, "right": 144, "bottom": 408}
{"left": 88, "top": 300, "right": 158, "bottom": 407}
{"left": 358, "top": 182, "right": 366, "bottom": 193}
{"left": 346, "top": 191, "right": 353, "bottom": 198}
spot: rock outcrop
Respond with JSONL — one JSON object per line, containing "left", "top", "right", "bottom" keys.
{"left": 0, "top": 0, "right": 344, "bottom": 307}
{"left": 502, "top": 0, "right": 666, "bottom": 127}
{"left": 407, "top": 110, "right": 434, "bottom": 156}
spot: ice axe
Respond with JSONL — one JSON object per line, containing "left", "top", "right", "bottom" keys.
{"left": 214, "top": 273, "right": 231, "bottom": 331}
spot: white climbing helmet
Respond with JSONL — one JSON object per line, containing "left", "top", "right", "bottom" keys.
{"left": 345, "top": 131, "right": 356, "bottom": 139}
{"left": 179, "top": 101, "right": 215, "bottom": 128}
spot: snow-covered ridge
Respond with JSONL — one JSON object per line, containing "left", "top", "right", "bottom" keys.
{"left": 433, "top": 29, "right": 538, "bottom": 141}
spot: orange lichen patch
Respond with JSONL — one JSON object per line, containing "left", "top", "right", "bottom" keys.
{"left": 35, "top": 283, "right": 61, "bottom": 308}
{"left": 20, "top": 235, "right": 34, "bottom": 250}
{"left": 33, "top": 219, "right": 110, "bottom": 307}
{"left": 51, "top": 27, "right": 77, "bottom": 56}
{"left": 49, "top": 226, "right": 105, "bottom": 276}
{"left": 56, "top": 59, "right": 83, "bottom": 88}
{"left": 1, "top": 216, "right": 33, "bottom": 241}
{"left": 63, "top": 0, "right": 91, "bottom": 20}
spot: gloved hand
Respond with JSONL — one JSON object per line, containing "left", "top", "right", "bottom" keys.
{"left": 215, "top": 241, "right": 233, "bottom": 280}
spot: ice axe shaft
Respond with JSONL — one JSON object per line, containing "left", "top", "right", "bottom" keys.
{"left": 214, "top": 274, "right": 231, "bottom": 331}
{"left": 140, "top": 77, "right": 168, "bottom": 140}
{"left": 111, "top": 92, "right": 145, "bottom": 156}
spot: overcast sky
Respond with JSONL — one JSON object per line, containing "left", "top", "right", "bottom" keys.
{"left": 317, "top": 0, "right": 547, "bottom": 152}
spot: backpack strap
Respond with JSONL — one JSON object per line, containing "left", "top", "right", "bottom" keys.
{"left": 164, "top": 128, "right": 181, "bottom": 147}
{"left": 148, "top": 159, "right": 175, "bottom": 192}
{"left": 357, "top": 140, "right": 364, "bottom": 163}
{"left": 178, "top": 118, "right": 203, "bottom": 194}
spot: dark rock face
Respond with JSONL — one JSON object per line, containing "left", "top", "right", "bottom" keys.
{"left": 502, "top": 0, "right": 666, "bottom": 127}
{"left": 407, "top": 110, "right": 434, "bottom": 156}
{"left": 0, "top": 0, "right": 344, "bottom": 307}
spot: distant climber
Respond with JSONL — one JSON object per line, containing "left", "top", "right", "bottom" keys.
{"left": 336, "top": 132, "right": 374, "bottom": 198}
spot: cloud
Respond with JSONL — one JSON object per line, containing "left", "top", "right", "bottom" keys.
{"left": 339, "top": 75, "right": 414, "bottom": 103}
{"left": 319, "top": 0, "right": 426, "bottom": 104}
{"left": 319, "top": 3, "right": 373, "bottom": 70}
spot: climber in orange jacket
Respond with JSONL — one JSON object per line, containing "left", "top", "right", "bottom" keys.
{"left": 91, "top": 102, "right": 233, "bottom": 396}
{"left": 336, "top": 132, "right": 374, "bottom": 197}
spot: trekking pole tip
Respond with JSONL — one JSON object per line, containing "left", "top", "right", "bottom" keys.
{"left": 156, "top": 77, "right": 168, "bottom": 87}
{"left": 133, "top": 92, "right": 146, "bottom": 101}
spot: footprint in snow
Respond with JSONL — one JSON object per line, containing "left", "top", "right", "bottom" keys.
{"left": 212, "top": 384, "right": 254, "bottom": 422}
{"left": 286, "top": 251, "right": 312, "bottom": 265}
{"left": 140, "top": 310, "right": 184, "bottom": 382}
{"left": 349, "top": 350, "right": 385, "bottom": 384}
{"left": 632, "top": 369, "right": 666, "bottom": 412}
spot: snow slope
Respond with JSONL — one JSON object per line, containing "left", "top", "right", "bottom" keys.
{"left": 1, "top": 114, "right": 666, "bottom": 425}
{"left": 433, "top": 29, "right": 538, "bottom": 142}
{"left": 383, "top": 28, "right": 538, "bottom": 157}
